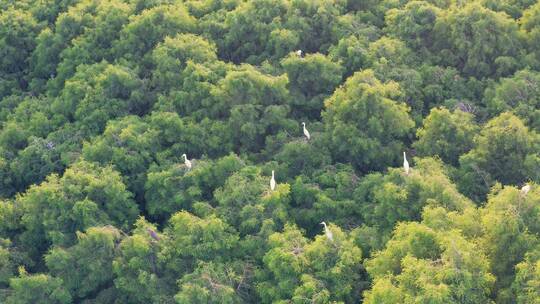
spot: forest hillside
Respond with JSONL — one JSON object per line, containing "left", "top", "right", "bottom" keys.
{"left": 0, "top": 0, "right": 539, "bottom": 303}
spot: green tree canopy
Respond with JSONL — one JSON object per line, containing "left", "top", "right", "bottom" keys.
{"left": 355, "top": 158, "right": 474, "bottom": 235}
{"left": 433, "top": 3, "right": 523, "bottom": 78}
{"left": 384, "top": 1, "right": 441, "bottom": 54}
{"left": 323, "top": 69, "right": 414, "bottom": 172}
{"left": 52, "top": 62, "right": 145, "bottom": 134}
{"left": 258, "top": 223, "right": 365, "bottom": 303}
{"left": 458, "top": 112, "right": 540, "bottom": 201}
{"left": 145, "top": 154, "right": 244, "bottom": 222}
{"left": 113, "top": 3, "right": 196, "bottom": 62}
{"left": 0, "top": 8, "right": 42, "bottom": 97}
{"left": 522, "top": 2, "right": 540, "bottom": 68}
{"left": 414, "top": 107, "right": 478, "bottom": 165}
{"left": 6, "top": 269, "right": 71, "bottom": 304}
{"left": 45, "top": 226, "right": 122, "bottom": 300}
{"left": 484, "top": 69, "right": 540, "bottom": 130}
{"left": 478, "top": 184, "right": 540, "bottom": 302}
{"left": 14, "top": 161, "right": 137, "bottom": 263}
{"left": 365, "top": 222, "right": 495, "bottom": 304}
{"left": 151, "top": 33, "right": 219, "bottom": 93}
{"left": 1, "top": 1, "right": 540, "bottom": 302}
{"left": 513, "top": 245, "right": 540, "bottom": 304}
{"left": 281, "top": 53, "right": 343, "bottom": 118}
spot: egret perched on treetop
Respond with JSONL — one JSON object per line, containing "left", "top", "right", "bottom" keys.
{"left": 182, "top": 153, "right": 192, "bottom": 170}
{"left": 521, "top": 183, "right": 531, "bottom": 197}
{"left": 320, "top": 222, "right": 333, "bottom": 242}
{"left": 302, "top": 122, "right": 310, "bottom": 140}
{"left": 296, "top": 50, "right": 303, "bottom": 57}
{"left": 403, "top": 152, "right": 410, "bottom": 175}
{"left": 270, "top": 170, "right": 276, "bottom": 191}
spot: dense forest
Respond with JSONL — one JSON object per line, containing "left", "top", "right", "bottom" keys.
{"left": 0, "top": 0, "right": 539, "bottom": 303}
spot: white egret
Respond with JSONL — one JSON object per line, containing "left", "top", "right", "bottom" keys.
{"left": 320, "top": 222, "right": 333, "bottom": 242}
{"left": 302, "top": 122, "right": 310, "bottom": 140}
{"left": 270, "top": 170, "right": 276, "bottom": 191}
{"left": 296, "top": 50, "right": 303, "bottom": 57}
{"left": 403, "top": 152, "right": 410, "bottom": 175}
{"left": 182, "top": 153, "right": 192, "bottom": 170}
{"left": 521, "top": 184, "right": 531, "bottom": 197}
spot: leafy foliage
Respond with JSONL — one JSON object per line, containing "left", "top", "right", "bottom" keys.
{"left": 0, "top": 1, "right": 539, "bottom": 303}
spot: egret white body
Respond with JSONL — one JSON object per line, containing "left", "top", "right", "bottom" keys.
{"left": 403, "top": 152, "right": 410, "bottom": 175}
{"left": 270, "top": 170, "right": 276, "bottom": 191}
{"left": 521, "top": 184, "right": 531, "bottom": 197}
{"left": 320, "top": 221, "right": 333, "bottom": 242}
{"left": 302, "top": 122, "right": 310, "bottom": 140}
{"left": 296, "top": 50, "right": 303, "bottom": 57}
{"left": 182, "top": 153, "right": 192, "bottom": 170}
